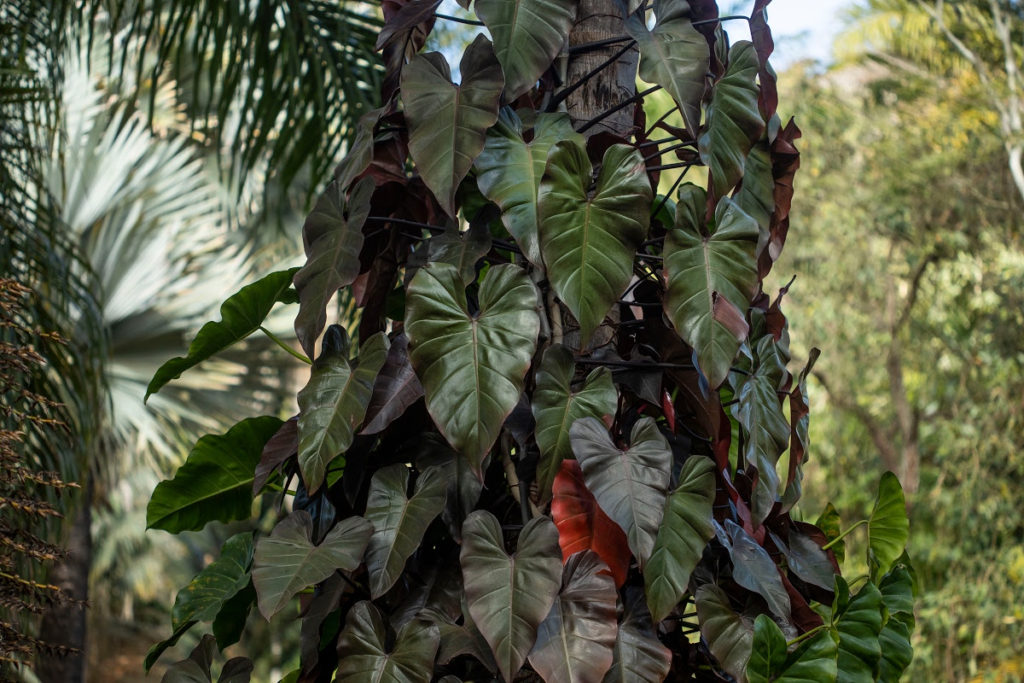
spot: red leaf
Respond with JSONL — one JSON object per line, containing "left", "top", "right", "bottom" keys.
{"left": 661, "top": 388, "right": 676, "bottom": 433}
{"left": 550, "top": 461, "right": 631, "bottom": 587}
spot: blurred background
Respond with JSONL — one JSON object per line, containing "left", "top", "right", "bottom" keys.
{"left": 1, "top": 0, "right": 1020, "bottom": 681}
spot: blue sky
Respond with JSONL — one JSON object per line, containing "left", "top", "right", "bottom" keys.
{"left": 731, "top": 0, "right": 855, "bottom": 69}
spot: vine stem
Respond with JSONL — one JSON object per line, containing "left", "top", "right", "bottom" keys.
{"left": 786, "top": 624, "right": 828, "bottom": 648}
{"left": 435, "top": 12, "right": 483, "bottom": 26}
{"left": 260, "top": 326, "right": 311, "bottom": 364}
{"left": 822, "top": 519, "right": 867, "bottom": 550}
{"left": 578, "top": 84, "right": 662, "bottom": 133}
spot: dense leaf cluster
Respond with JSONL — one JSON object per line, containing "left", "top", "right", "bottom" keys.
{"left": 146, "top": 1, "right": 915, "bottom": 681}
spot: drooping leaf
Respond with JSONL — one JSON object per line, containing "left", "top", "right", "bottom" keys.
{"left": 815, "top": 502, "right": 845, "bottom": 565}
{"left": 364, "top": 464, "right": 447, "bottom": 598}
{"left": 725, "top": 520, "right": 792, "bottom": 624}
{"left": 297, "top": 329, "right": 390, "bottom": 493}
{"left": 461, "top": 511, "right": 562, "bottom": 682}
{"left": 698, "top": 41, "right": 766, "bottom": 197}
{"left": 252, "top": 511, "right": 372, "bottom": 619}
{"left": 868, "top": 472, "right": 909, "bottom": 580}
{"left": 336, "top": 601, "right": 440, "bottom": 683}
{"left": 695, "top": 583, "right": 753, "bottom": 682}
{"left": 877, "top": 618, "right": 912, "bottom": 683}
{"left": 538, "top": 141, "right": 652, "bottom": 342}
{"left": 147, "top": 417, "right": 283, "bottom": 533}
{"left": 360, "top": 333, "right": 424, "bottom": 436}
{"left": 602, "top": 587, "right": 671, "bottom": 683}
{"left": 734, "top": 139, "right": 774, "bottom": 255}
{"left": 476, "top": 111, "right": 583, "bottom": 267}
{"left": 401, "top": 35, "right": 504, "bottom": 215}
{"left": 747, "top": 614, "right": 838, "bottom": 683}
{"left": 475, "top": 0, "right": 577, "bottom": 101}
{"left": 528, "top": 551, "right": 617, "bottom": 683}
{"left": 663, "top": 194, "right": 758, "bottom": 389}
{"left": 293, "top": 176, "right": 374, "bottom": 358}
{"left": 145, "top": 269, "right": 299, "bottom": 400}
{"left": 405, "top": 262, "right": 540, "bottom": 476}
{"left": 211, "top": 582, "right": 255, "bottom": 651}
{"left": 878, "top": 566, "right": 915, "bottom": 628}
{"left": 253, "top": 417, "right": 297, "bottom": 494}
{"left": 550, "top": 460, "right": 632, "bottom": 588}
{"left": 571, "top": 417, "right": 672, "bottom": 569}
{"left": 733, "top": 336, "right": 790, "bottom": 523}
{"left": 415, "top": 434, "right": 484, "bottom": 542}
{"left": 830, "top": 577, "right": 882, "bottom": 683}
{"left": 533, "top": 345, "right": 618, "bottom": 501}
{"left": 644, "top": 455, "right": 716, "bottom": 623}
{"left": 781, "top": 347, "right": 818, "bottom": 512}
{"left": 773, "top": 529, "right": 836, "bottom": 592}
{"left": 627, "top": 0, "right": 709, "bottom": 134}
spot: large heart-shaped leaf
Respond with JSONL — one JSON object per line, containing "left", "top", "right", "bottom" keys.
{"left": 533, "top": 345, "right": 617, "bottom": 501}
{"left": 293, "top": 176, "right": 374, "bottom": 358}
{"left": 146, "top": 533, "right": 255, "bottom": 671}
{"left": 538, "top": 141, "right": 652, "bottom": 342}
{"left": 405, "top": 262, "right": 540, "bottom": 476}
{"left": 148, "top": 417, "right": 283, "bottom": 533}
{"left": 336, "top": 601, "right": 440, "bottom": 683}
{"left": 476, "top": 111, "right": 583, "bottom": 266}
{"left": 830, "top": 577, "right": 882, "bottom": 683}
{"left": 725, "top": 520, "right": 792, "bottom": 624}
{"left": 571, "top": 417, "right": 671, "bottom": 569}
{"left": 529, "top": 551, "right": 618, "bottom": 683}
{"left": 476, "top": 0, "right": 577, "bottom": 101}
{"left": 627, "top": 0, "right": 709, "bottom": 134}
{"left": 360, "top": 333, "right": 424, "bottom": 436}
{"left": 663, "top": 194, "right": 758, "bottom": 389}
{"left": 868, "top": 472, "right": 908, "bottom": 579}
{"left": 297, "top": 329, "right": 390, "bottom": 493}
{"left": 252, "top": 511, "right": 372, "bottom": 619}
{"left": 698, "top": 41, "right": 766, "bottom": 197}
{"left": 365, "top": 464, "right": 447, "bottom": 598}
{"left": 401, "top": 35, "right": 504, "bottom": 215}
{"left": 145, "top": 269, "right": 298, "bottom": 400}
{"left": 695, "top": 583, "right": 754, "bottom": 682}
{"left": 644, "top": 455, "right": 716, "bottom": 623}
{"left": 602, "top": 587, "right": 671, "bottom": 683}
{"left": 551, "top": 460, "right": 631, "bottom": 588}
{"left": 733, "top": 336, "right": 790, "bottom": 523}
{"left": 747, "top": 614, "right": 838, "bottom": 683}
{"left": 461, "top": 511, "right": 562, "bottom": 682}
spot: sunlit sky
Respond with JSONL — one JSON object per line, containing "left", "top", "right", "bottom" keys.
{"left": 731, "top": 0, "right": 855, "bottom": 68}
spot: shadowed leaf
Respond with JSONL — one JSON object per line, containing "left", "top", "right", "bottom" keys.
{"left": 360, "top": 333, "right": 424, "bottom": 436}
{"left": 725, "top": 520, "right": 792, "bottom": 624}
{"left": 336, "top": 601, "right": 440, "bottom": 683}
{"left": 747, "top": 614, "right": 837, "bottom": 683}
{"left": 602, "top": 587, "right": 671, "bottom": 683}
{"left": 696, "top": 583, "right": 753, "bottom": 682}
{"left": 830, "top": 577, "right": 882, "bottom": 682}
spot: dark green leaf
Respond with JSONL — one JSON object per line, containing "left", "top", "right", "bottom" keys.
{"left": 146, "top": 270, "right": 299, "bottom": 400}
{"left": 297, "top": 330, "right": 389, "bottom": 493}
{"left": 571, "top": 417, "right": 672, "bottom": 569}
{"left": 476, "top": 111, "right": 583, "bottom": 267}
{"left": 360, "top": 333, "right": 424, "bottom": 436}
{"left": 476, "top": 0, "right": 577, "bottom": 101}
{"left": 405, "top": 262, "right": 540, "bottom": 476}
{"left": 293, "top": 176, "right": 374, "bottom": 358}
{"left": 725, "top": 520, "right": 792, "bottom": 624}
{"left": 830, "top": 578, "right": 882, "bottom": 683}
{"left": 645, "top": 455, "right": 716, "bottom": 623}
{"left": 868, "top": 472, "right": 909, "bottom": 580}
{"left": 877, "top": 618, "right": 912, "bottom": 683}
{"left": 878, "top": 566, "right": 915, "bottom": 628}
{"left": 365, "top": 464, "right": 447, "bottom": 598}
{"left": 336, "top": 601, "right": 440, "bottom": 683}
{"left": 747, "top": 614, "right": 837, "bottom": 683}
{"left": 532, "top": 345, "right": 617, "bottom": 502}
{"left": 147, "top": 417, "right": 283, "bottom": 533}
{"left": 160, "top": 634, "right": 254, "bottom": 683}
{"left": 212, "top": 582, "right": 255, "bottom": 650}
{"left": 695, "top": 583, "right": 753, "bottom": 682}
{"left": 627, "top": 0, "right": 709, "bottom": 134}
{"left": 401, "top": 35, "right": 504, "bottom": 215}
{"left": 602, "top": 587, "right": 671, "bottom": 682}
{"left": 528, "top": 551, "right": 618, "bottom": 683}
{"left": 538, "top": 141, "right": 652, "bottom": 342}
{"left": 252, "top": 511, "right": 372, "bottom": 619}
{"left": 461, "top": 511, "right": 562, "bottom": 682}
{"left": 663, "top": 195, "right": 758, "bottom": 389}
{"left": 698, "top": 41, "right": 766, "bottom": 197}
{"left": 734, "top": 139, "right": 774, "bottom": 255}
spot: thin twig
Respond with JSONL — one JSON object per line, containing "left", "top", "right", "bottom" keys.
{"left": 578, "top": 85, "right": 662, "bottom": 133}
{"left": 550, "top": 40, "right": 637, "bottom": 108}
{"left": 435, "top": 12, "right": 484, "bottom": 26}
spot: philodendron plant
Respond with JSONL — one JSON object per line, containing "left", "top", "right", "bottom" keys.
{"left": 144, "top": 0, "right": 915, "bottom": 681}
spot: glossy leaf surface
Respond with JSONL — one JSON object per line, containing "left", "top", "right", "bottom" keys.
{"left": 663, "top": 195, "right": 758, "bottom": 389}
{"left": 695, "top": 583, "right": 753, "bottom": 682}
{"left": 360, "top": 333, "right": 424, "bottom": 436}
{"left": 401, "top": 35, "right": 503, "bottom": 215}
{"left": 297, "top": 330, "right": 389, "bottom": 493}
{"left": 868, "top": 472, "right": 909, "bottom": 579}
{"left": 533, "top": 345, "right": 617, "bottom": 501}
{"left": 644, "top": 455, "right": 716, "bottom": 622}
{"left": 252, "top": 511, "right": 372, "bottom": 619}
{"left": 365, "top": 464, "right": 447, "bottom": 598}
{"left": 146, "top": 269, "right": 298, "bottom": 400}
{"left": 571, "top": 417, "right": 672, "bottom": 569}
{"left": 476, "top": 111, "right": 582, "bottom": 266}
{"left": 747, "top": 614, "right": 838, "bottom": 683}
{"left": 148, "top": 417, "right": 283, "bottom": 533}
{"left": 538, "top": 141, "right": 652, "bottom": 341}
{"left": 405, "top": 262, "right": 540, "bottom": 476}
{"left": 601, "top": 587, "right": 671, "bottom": 683}
{"left": 726, "top": 520, "right": 792, "bottom": 623}
{"left": 336, "top": 601, "right": 440, "bottom": 683}
{"left": 461, "top": 511, "right": 562, "bottom": 682}
{"left": 831, "top": 578, "right": 882, "bottom": 683}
